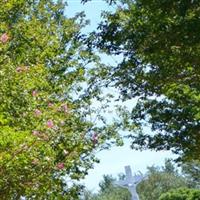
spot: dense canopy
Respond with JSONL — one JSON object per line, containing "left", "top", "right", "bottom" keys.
{"left": 0, "top": 0, "right": 118, "bottom": 199}
{"left": 94, "top": 0, "right": 200, "bottom": 161}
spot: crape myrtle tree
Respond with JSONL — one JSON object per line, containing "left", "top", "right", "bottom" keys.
{"left": 92, "top": 0, "right": 200, "bottom": 161}
{"left": 0, "top": 0, "right": 120, "bottom": 199}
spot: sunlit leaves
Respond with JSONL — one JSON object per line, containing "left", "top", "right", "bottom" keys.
{"left": 0, "top": 0, "right": 116, "bottom": 199}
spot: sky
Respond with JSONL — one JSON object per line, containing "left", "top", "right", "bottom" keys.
{"left": 65, "top": 0, "right": 175, "bottom": 191}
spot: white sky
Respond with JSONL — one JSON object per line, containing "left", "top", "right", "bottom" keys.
{"left": 65, "top": 0, "right": 175, "bottom": 191}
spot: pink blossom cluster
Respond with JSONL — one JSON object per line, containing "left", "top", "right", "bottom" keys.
{"left": 32, "top": 158, "right": 39, "bottom": 165}
{"left": 32, "top": 130, "right": 40, "bottom": 136}
{"left": 31, "top": 89, "right": 69, "bottom": 143}
{"left": 47, "top": 119, "right": 54, "bottom": 128}
{"left": 61, "top": 104, "right": 68, "bottom": 113}
{"left": 16, "top": 66, "right": 29, "bottom": 73}
{"left": 34, "top": 109, "right": 42, "bottom": 117}
{"left": 31, "top": 91, "right": 55, "bottom": 130}
{"left": 32, "top": 90, "right": 37, "bottom": 97}
{"left": 0, "top": 33, "right": 9, "bottom": 44}
{"left": 92, "top": 133, "right": 98, "bottom": 144}
{"left": 56, "top": 162, "right": 64, "bottom": 170}
{"left": 48, "top": 102, "right": 53, "bottom": 108}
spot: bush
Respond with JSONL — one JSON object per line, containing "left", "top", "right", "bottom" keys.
{"left": 159, "top": 188, "right": 200, "bottom": 200}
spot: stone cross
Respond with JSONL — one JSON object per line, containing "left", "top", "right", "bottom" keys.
{"left": 115, "top": 166, "right": 144, "bottom": 200}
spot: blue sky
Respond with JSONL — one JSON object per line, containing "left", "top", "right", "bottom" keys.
{"left": 65, "top": 0, "right": 174, "bottom": 191}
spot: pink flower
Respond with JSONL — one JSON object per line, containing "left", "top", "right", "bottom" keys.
{"left": 32, "top": 130, "right": 40, "bottom": 136}
{"left": 34, "top": 109, "right": 42, "bottom": 116}
{"left": 16, "top": 66, "right": 29, "bottom": 73}
{"left": 47, "top": 120, "right": 54, "bottom": 128}
{"left": 32, "top": 90, "right": 37, "bottom": 97}
{"left": 92, "top": 133, "right": 98, "bottom": 144}
{"left": 32, "top": 159, "right": 39, "bottom": 165}
{"left": 61, "top": 104, "right": 68, "bottom": 113}
{"left": 57, "top": 162, "right": 64, "bottom": 170}
{"left": 0, "top": 33, "right": 9, "bottom": 44}
{"left": 48, "top": 102, "right": 53, "bottom": 107}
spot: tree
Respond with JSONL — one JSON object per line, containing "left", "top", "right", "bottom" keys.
{"left": 0, "top": 0, "right": 118, "bottom": 199}
{"left": 94, "top": 0, "right": 200, "bottom": 161}
{"left": 81, "top": 0, "right": 116, "bottom": 4}
{"left": 137, "top": 160, "right": 188, "bottom": 200}
{"left": 181, "top": 160, "right": 200, "bottom": 188}
{"left": 159, "top": 188, "right": 200, "bottom": 200}
{"left": 84, "top": 175, "right": 131, "bottom": 200}
{"left": 82, "top": 161, "right": 190, "bottom": 200}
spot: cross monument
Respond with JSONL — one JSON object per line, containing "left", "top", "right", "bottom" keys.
{"left": 115, "top": 166, "right": 145, "bottom": 200}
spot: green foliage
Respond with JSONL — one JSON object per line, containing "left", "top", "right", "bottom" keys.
{"left": 159, "top": 188, "right": 200, "bottom": 200}
{"left": 181, "top": 160, "right": 200, "bottom": 188}
{"left": 0, "top": 0, "right": 118, "bottom": 199}
{"left": 83, "top": 160, "right": 200, "bottom": 200}
{"left": 83, "top": 175, "right": 131, "bottom": 200}
{"left": 94, "top": 0, "right": 200, "bottom": 161}
{"left": 137, "top": 160, "right": 188, "bottom": 200}
{"left": 81, "top": 0, "right": 116, "bottom": 4}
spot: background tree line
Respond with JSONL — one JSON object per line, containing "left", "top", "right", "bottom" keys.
{"left": 83, "top": 159, "right": 200, "bottom": 200}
